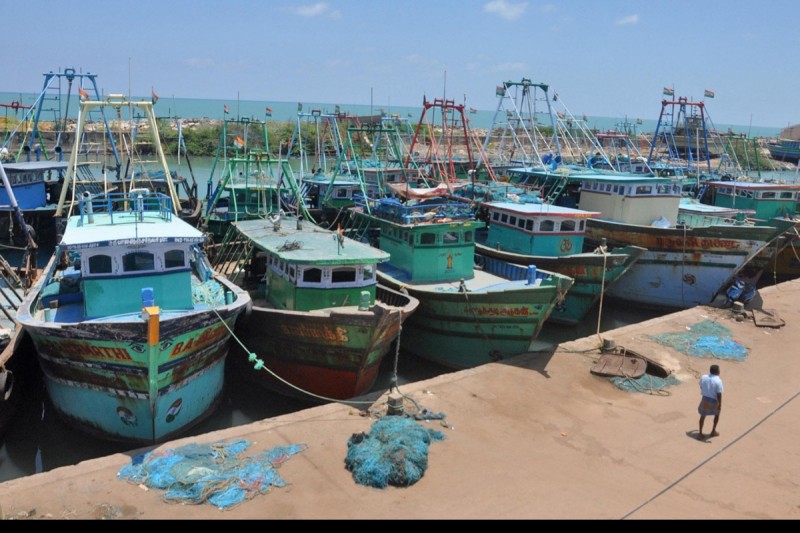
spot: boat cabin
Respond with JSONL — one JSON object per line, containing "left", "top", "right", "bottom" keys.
{"left": 38, "top": 192, "right": 207, "bottom": 321}
{"left": 0, "top": 161, "right": 68, "bottom": 211}
{"left": 577, "top": 175, "right": 685, "bottom": 226}
{"left": 235, "top": 217, "right": 389, "bottom": 312}
{"left": 701, "top": 181, "right": 800, "bottom": 220}
{"left": 370, "top": 197, "right": 482, "bottom": 283}
{"left": 481, "top": 201, "right": 600, "bottom": 257}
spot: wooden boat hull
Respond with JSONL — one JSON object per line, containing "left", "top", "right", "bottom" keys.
{"left": 378, "top": 270, "right": 573, "bottom": 369}
{"left": 17, "top": 262, "right": 250, "bottom": 445}
{"left": 232, "top": 285, "right": 418, "bottom": 401}
{"left": 584, "top": 218, "right": 795, "bottom": 309}
{"left": 475, "top": 244, "right": 646, "bottom": 326}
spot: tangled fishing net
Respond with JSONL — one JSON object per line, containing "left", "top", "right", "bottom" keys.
{"left": 610, "top": 374, "right": 681, "bottom": 394}
{"left": 344, "top": 415, "right": 445, "bottom": 489}
{"left": 192, "top": 278, "right": 226, "bottom": 306}
{"left": 648, "top": 320, "right": 748, "bottom": 361}
{"left": 118, "top": 439, "right": 307, "bottom": 509}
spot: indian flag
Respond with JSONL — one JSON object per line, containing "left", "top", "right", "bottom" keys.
{"left": 78, "top": 87, "right": 89, "bottom": 100}
{"left": 704, "top": 89, "right": 715, "bottom": 98}
{"left": 233, "top": 136, "right": 244, "bottom": 149}
{"left": 663, "top": 87, "right": 674, "bottom": 96}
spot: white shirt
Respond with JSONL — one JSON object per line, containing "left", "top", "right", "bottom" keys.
{"left": 700, "top": 374, "right": 724, "bottom": 399}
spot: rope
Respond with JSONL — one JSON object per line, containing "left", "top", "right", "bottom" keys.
{"left": 210, "top": 296, "right": 400, "bottom": 407}
{"left": 594, "top": 243, "right": 609, "bottom": 342}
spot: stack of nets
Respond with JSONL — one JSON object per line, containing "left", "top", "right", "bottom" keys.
{"left": 118, "top": 439, "right": 307, "bottom": 509}
{"left": 648, "top": 320, "right": 748, "bottom": 361}
{"left": 192, "top": 278, "right": 226, "bottom": 306}
{"left": 345, "top": 415, "right": 445, "bottom": 489}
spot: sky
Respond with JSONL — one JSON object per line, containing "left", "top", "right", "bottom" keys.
{"left": 2, "top": 0, "right": 797, "bottom": 129}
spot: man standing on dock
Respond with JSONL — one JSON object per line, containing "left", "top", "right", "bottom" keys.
{"left": 697, "top": 364, "right": 723, "bottom": 440}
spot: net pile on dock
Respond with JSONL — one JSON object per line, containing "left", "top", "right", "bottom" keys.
{"left": 118, "top": 439, "right": 307, "bottom": 509}
{"left": 648, "top": 320, "right": 748, "bottom": 361}
{"left": 345, "top": 415, "right": 445, "bottom": 489}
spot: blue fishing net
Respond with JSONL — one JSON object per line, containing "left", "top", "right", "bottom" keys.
{"left": 648, "top": 320, "right": 748, "bottom": 361}
{"left": 345, "top": 415, "right": 446, "bottom": 489}
{"left": 610, "top": 374, "right": 681, "bottom": 394}
{"left": 118, "top": 439, "right": 307, "bottom": 509}
{"left": 192, "top": 278, "right": 226, "bottom": 306}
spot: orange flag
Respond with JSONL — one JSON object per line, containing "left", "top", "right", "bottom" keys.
{"left": 78, "top": 87, "right": 89, "bottom": 100}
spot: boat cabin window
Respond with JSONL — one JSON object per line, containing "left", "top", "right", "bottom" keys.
{"left": 561, "top": 219, "right": 576, "bottom": 232}
{"left": 164, "top": 249, "right": 186, "bottom": 269}
{"left": 336, "top": 188, "right": 350, "bottom": 198}
{"left": 362, "top": 265, "right": 375, "bottom": 282}
{"left": 123, "top": 252, "right": 155, "bottom": 273}
{"left": 635, "top": 185, "right": 653, "bottom": 195}
{"left": 420, "top": 232, "right": 436, "bottom": 245}
{"left": 500, "top": 213, "right": 508, "bottom": 224}
{"left": 331, "top": 267, "right": 357, "bottom": 283}
{"left": 464, "top": 231, "right": 473, "bottom": 243}
{"left": 760, "top": 191, "right": 775, "bottom": 199}
{"left": 525, "top": 220, "right": 534, "bottom": 231}
{"left": 517, "top": 218, "right": 525, "bottom": 229}
{"left": 509, "top": 216, "right": 517, "bottom": 226}
{"left": 780, "top": 191, "right": 795, "bottom": 200}
{"left": 289, "top": 265, "right": 296, "bottom": 282}
{"left": 540, "top": 220, "right": 555, "bottom": 232}
{"left": 302, "top": 267, "right": 323, "bottom": 283}
{"left": 492, "top": 212, "right": 500, "bottom": 222}
{"left": 443, "top": 231, "right": 459, "bottom": 244}
{"left": 88, "top": 254, "right": 113, "bottom": 275}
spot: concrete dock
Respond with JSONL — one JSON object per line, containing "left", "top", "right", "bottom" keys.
{"left": 1, "top": 280, "right": 799, "bottom": 519}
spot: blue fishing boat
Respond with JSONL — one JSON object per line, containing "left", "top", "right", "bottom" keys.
{"left": 348, "top": 193, "right": 574, "bottom": 369}
{"left": 765, "top": 139, "right": 800, "bottom": 164}
{"left": 15, "top": 96, "right": 251, "bottom": 444}
{"left": 474, "top": 201, "right": 645, "bottom": 326}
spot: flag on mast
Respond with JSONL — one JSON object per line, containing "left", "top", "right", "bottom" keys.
{"left": 704, "top": 89, "right": 715, "bottom": 98}
{"left": 78, "top": 87, "right": 89, "bottom": 100}
{"left": 265, "top": 107, "right": 273, "bottom": 116}
{"left": 224, "top": 104, "right": 231, "bottom": 114}
{"left": 151, "top": 90, "right": 159, "bottom": 104}
{"left": 663, "top": 87, "right": 674, "bottom": 96}
{"left": 233, "top": 136, "right": 244, "bottom": 149}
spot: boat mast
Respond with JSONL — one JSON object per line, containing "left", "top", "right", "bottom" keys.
{"left": 56, "top": 95, "right": 180, "bottom": 217}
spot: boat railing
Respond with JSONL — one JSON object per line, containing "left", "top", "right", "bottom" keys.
{"left": 76, "top": 190, "right": 174, "bottom": 225}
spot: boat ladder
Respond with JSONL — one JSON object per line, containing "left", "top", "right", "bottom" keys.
{"left": 0, "top": 254, "right": 25, "bottom": 325}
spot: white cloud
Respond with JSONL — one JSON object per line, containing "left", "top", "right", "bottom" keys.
{"left": 484, "top": 0, "right": 528, "bottom": 21}
{"left": 615, "top": 14, "right": 639, "bottom": 25}
{"left": 293, "top": 3, "right": 331, "bottom": 17}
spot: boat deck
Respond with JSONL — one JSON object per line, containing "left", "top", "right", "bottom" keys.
{"left": 378, "top": 262, "right": 543, "bottom": 291}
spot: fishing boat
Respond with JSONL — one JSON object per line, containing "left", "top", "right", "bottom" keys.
{"left": 0, "top": 159, "right": 40, "bottom": 439}
{"left": 1, "top": 69, "right": 203, "bottom": 239}
{"left": 15, "top": 96, "right": 251, "bottom": 444}
{"left": 696, "top": 179, "right": 800, "bottom": 283}
{"left": 574, "top": 173, "right": 796, "bottom": 309}
{"left": 201, "top": 116, "right": 307, "bottom": 240}
{"left": 213, "top": 214, "right": 419, "bottom": 401}
{"left": 474, "top": 201, "right": 645, "bottom": 326}
{"left": 765, "top": 139, "right": 800, "bottom": 164}
{"left": 347, "top": 193, "right": 574, "bottom": 369}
